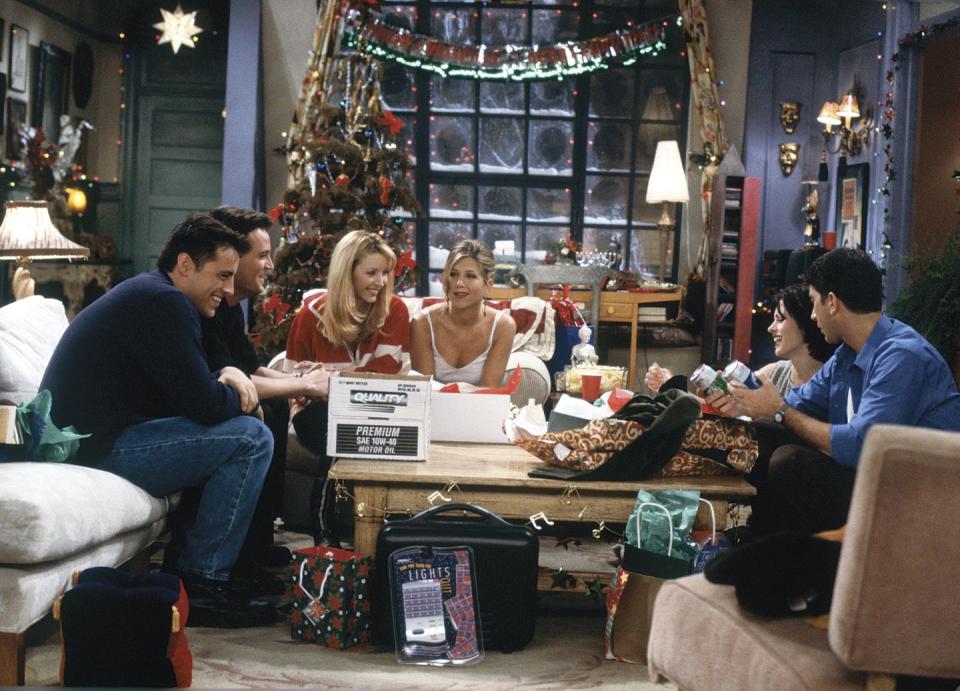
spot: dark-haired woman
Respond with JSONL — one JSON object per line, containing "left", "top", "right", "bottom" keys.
{"left": 645, "top": 283, "right": 833, "bottom": 410}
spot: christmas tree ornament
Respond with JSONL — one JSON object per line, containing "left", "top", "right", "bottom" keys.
{"left": 153, "top": 4, "right": 204, "bottom": 55}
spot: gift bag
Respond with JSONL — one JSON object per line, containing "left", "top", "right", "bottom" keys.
{"left": 290, "top": 545, "right": 372, "bottom": 649}
{"left": 604, "top": 502, "right": 692, "bottom": 663}
{"left": 54, "top": 567, "right": 191, "bottom": 688}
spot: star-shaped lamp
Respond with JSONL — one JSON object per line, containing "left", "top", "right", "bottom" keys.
{"left": 153, "top": 4, "right": 203, "bottom": 54}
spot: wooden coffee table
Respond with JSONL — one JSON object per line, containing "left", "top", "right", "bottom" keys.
{"left": 331, "top": 442, "right": 755, "bottom": 591}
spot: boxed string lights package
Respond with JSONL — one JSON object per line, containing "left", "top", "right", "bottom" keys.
{"left": 388, "top": 546, "right": 483, "bottom": 666}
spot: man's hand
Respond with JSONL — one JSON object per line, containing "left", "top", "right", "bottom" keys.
{"left": 644, "top": 362, "right": 673, "bottom": 393}
{"left": 702, "top": 387, "right": 740, "bottom": 417}
{"left": 299, "top": 368, "right": 331, "bottom": 401}
{"left": 218, "top": 366, "right": 260, "bottom": 414}
{"left": 729, "top": 373, "right": 782, "bottom": 419}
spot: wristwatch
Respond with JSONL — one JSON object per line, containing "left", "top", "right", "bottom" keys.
{"left": 773, "top": 400, "right": 790, "bottom": 424}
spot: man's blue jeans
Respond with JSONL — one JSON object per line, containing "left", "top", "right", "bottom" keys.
{"left": 97, "top": 416, "right": 273, "bottom": 581}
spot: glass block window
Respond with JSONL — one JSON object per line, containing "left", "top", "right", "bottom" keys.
{"left": 381, "top": 0, "right": 689, "bottom": 291}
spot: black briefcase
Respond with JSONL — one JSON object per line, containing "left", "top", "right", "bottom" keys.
{"left": 373, "top": 503, "right": 539, "bottom": 652}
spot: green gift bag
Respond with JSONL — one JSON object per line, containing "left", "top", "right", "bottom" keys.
{"left": 290, "top": 546, "right": 372, "bottom": 649}
{"left": 604, "top": 502, "right": 692, "bottom": 663}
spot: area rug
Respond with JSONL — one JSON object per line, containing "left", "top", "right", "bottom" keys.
{"left": 26, "top": 613, "right": 669, "bottom": 689}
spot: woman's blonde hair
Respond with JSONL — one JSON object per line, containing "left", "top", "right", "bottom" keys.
{"left": 320, "top": 230, "right": 396, "bottom": 347}
{"left": 442, "top": 239, "right": 495, "bottom": 296}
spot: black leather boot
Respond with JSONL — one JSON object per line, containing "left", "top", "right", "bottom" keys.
{"left": 309, "top": 475, "right": 341, "bottom": 548}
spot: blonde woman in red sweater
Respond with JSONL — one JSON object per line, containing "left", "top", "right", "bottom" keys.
{"left": 285, "top": 229, "right": 409, "bottom": 545}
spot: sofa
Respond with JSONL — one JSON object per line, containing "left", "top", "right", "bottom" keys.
{"left": 0, "top": 296, "right": 173, "bottom": 686}
{"left": 646, "top": 424, "right": 960, "bottom": 690}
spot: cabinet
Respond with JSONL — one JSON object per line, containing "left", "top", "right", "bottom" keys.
{"left": 701, "top": 175, "right": 760, "bottom": 365}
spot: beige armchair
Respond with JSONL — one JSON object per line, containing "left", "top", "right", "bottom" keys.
{"left": 647, "top": 424, "right": 960, "bottom": 690}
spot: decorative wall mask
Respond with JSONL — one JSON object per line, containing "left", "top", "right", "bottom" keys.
{"left": 778, "top": 143, "right": 800, "bottom": 176}
{"left": 779, "top": 101, "right": 801, "bottom": 134}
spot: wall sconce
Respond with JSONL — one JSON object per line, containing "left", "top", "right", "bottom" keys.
{"left": 818, "top": 83, "right": 873, "bottom": 176}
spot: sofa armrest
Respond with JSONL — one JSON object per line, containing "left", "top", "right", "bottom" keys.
{"left": 829, "top": 424, "right": 960, "bottom": 678}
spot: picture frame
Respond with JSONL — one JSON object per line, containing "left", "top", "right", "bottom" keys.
{"left": 8, "top": 24, "right": 28, "bottom": 93}
{"left": 835, "top": 163, "right": 869, "bottom": 250}
{"left": 32, "top": 42, "right": 72, "bottom": 142}
{"left": 5, "top": 98, "right": 26, "bottom": 160}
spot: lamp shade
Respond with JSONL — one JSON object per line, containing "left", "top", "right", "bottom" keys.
{"left": 836, "top": 93, "right": 860, "bottom": 120}
{"left": 646, "top": 140, "right": 689, "bottom": 204}
{"left": 0, "top": 201, "right": 91, "bottom": 261}
{"left": 816, "top": 101, "right": 842, "bottom": 126}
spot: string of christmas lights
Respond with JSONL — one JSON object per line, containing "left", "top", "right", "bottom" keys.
{"left": 880, "top": 11, "right": 960, "bottom": 232}
{"left": 343, "top": 6, "right": 674, "bottom": 82}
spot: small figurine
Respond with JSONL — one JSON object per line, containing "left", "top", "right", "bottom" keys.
{"left": 571, "top": 324, "right": 598, "bottom": 367}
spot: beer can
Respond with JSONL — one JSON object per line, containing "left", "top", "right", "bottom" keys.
{"left": 690, "top": 364, "right": 730, "bottom": 396}
{"left": 723, "top": 360, "right": 761, "bottom": 389}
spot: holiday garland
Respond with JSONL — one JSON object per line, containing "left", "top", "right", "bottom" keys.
{"left": 343, "top": 6, "right": 673, "bottom": 82}
{"left": 881, "top": 15, "right": 960, "bottom": 224}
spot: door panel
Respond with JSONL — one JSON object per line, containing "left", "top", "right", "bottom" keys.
{"left": 132, "top": 96, "right": 225, "bottom": 273}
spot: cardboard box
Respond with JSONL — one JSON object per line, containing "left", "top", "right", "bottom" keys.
{"left": 327, "top": 372, "right": 431, "bottom": 461}
{"left": 430, "top": 392, "right": 512, "bottom": 444}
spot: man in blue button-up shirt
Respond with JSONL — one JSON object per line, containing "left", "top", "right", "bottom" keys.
{"left": 730, "top": 248, "right": 960, "bottom": 534}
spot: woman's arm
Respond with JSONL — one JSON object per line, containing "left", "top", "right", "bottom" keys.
{"left": 409, "top": 311, "right": 436, "bottom": 376}
{"left": 478, "top": 312, "right": 517, "bottom": 388}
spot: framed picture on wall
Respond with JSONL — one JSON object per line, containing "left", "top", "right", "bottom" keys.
{"left": 32, "top": 42, "right": 72, "bottom": 142}
{"left": 5, "top": 98, "right": 26, "bottom": 160}
{"left": 835, "top": 163, "right": 869, "bottom": 250}
{"left": 9, "top": 24, "right": 28, "bottom": 92}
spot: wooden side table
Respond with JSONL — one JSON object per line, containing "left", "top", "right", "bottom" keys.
{"left": 489, "top": 286, "right": 684, "bottom": 389}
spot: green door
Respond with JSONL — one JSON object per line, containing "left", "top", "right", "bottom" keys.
{"left": 130, "top": 95, "right": 225, "bottom": 272}
{"left": 124, "top": 17, "right": 227, "bottom": 273}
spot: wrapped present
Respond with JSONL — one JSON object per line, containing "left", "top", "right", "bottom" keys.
{"left": 290, "top": 545, "right": 372, "bottom": 649}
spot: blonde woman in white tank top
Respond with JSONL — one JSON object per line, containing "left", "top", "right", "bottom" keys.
{"left": 410, "top": 240, "right": 516, "bottom": 387}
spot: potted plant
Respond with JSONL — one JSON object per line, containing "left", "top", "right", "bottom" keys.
{"left": 889, "top": 234, "right": 960, "bottom": 384}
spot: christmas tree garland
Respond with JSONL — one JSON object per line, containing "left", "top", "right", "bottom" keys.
{"left": 343, "top": 6, "right": 674, "bottom": 82}
{"left": 881, "top": 15, "right": 960, "bottom": 220}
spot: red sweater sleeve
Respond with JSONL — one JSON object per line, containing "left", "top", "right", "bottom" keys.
{"left": 355, "top": 296, "right": 410, "bottom": 374}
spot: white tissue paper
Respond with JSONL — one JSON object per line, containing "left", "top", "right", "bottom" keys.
{"left": 505, "top": 398, "right": 548, "bottom": 442}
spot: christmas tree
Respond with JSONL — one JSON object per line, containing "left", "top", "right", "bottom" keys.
{"left": 252, "top": 2, "right": 421, "bottom": 360}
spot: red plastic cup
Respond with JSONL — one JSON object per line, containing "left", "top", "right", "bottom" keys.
{"left": 822, "top": 231, "right": 837, "bottom": 250}
{"left": 581, "top": 373, "right": 602, "bottom": 402}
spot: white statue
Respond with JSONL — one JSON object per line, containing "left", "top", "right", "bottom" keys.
{"left": 570, "top": 324, "right": 598, "bottom": 367}
{"left": 53, "top": 116, "right": 94, "bottom": 182}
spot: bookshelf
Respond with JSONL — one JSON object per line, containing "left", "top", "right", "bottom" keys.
{"left": 701, "top": 175, "right": 761, "bottom": 365}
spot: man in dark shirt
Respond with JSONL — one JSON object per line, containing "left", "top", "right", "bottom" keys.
{"left": 200, "top": 207, "right": 329, "bottom": 566}
{"left": 729, "top": 248, "right": 960, "bottom": 534}
{"left": 41, "top": 215, "right": 276, "bottom": 627}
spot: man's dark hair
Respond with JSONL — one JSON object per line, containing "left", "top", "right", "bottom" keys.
{"left": 775, "top": 283, "right": 836, "bottom": 362}
{"left": 805, "top": 248, "right": 883, "bottom": 314}
{"left": 209, "top": 206, "right": 272, "bottom": 237}
{"left": 156, "top": 214, "right": 250, "bottom": 273}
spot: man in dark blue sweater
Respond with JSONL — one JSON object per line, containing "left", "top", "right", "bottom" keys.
{"left": 41, "top": 215, "right": 276, "bottom": 627}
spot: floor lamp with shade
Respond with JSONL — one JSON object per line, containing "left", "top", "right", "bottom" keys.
{"left": 0, "top": 201, "right": 90, "bottom": 300}
{"left": 645, "top": 141, "right": 689, "bottom": 285}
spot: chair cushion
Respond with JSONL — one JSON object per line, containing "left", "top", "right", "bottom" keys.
{"left": 0, "top": 463, "right": 171, "bottom": 563}
{"left": 647, "top": 573, "right": 865, "bottom": 691}
{"left": 0, "top": 296, "right": 68, "bottom": 404}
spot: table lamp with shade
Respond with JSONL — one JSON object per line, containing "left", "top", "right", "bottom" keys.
{"left": 645, "top": 140, "right": 689, "bottom": 284}
{"left": 0, "top": 200, "right": 91, "bottom": 300}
